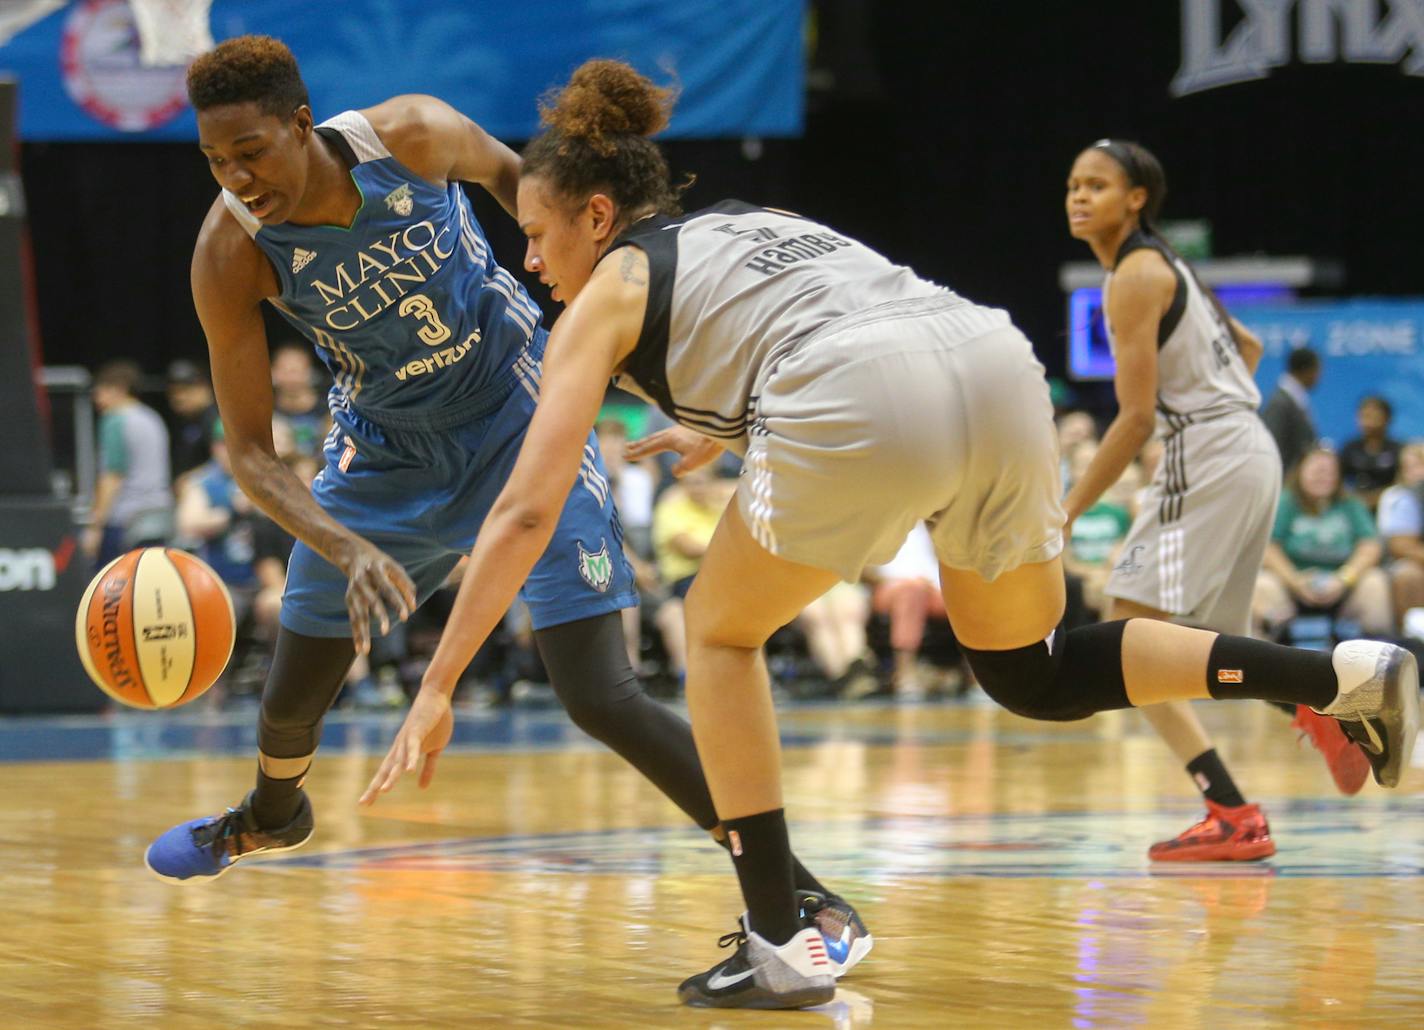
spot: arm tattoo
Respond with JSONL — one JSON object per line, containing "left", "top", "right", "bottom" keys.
{"left": 619, "top": 248, "right": 648, "bottom": 286}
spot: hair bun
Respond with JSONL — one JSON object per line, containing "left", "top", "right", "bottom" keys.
{"left": 539, "top": 59, "right": 675, "bottom": 155}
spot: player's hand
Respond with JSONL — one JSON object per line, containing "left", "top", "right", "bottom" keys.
{"left": 336, "top": 538, "right": 416, "bottom": 655}
{"left": 359, "top": 687, "right": 453, "bottom": 806}
{"left": 625, "top": 425, "right": 725, "bottom": 477}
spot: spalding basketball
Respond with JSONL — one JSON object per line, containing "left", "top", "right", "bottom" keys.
{"left": 74, "top": 547, "right": 236, "bottom": 709}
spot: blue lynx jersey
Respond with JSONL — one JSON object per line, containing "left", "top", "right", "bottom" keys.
{"left": 220, "top": 111, "right": 545, "bottom": 431}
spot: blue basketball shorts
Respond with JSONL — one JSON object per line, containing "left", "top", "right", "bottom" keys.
{"left": 280, "top": 353, "right": 636, "bottom": 638}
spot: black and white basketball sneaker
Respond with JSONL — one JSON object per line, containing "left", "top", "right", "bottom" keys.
{"left": 678, "top": 918, "right": 836, "bottom": 1009}
{"left": 1316, "top": 640, "right": 1419, "bottom": 788}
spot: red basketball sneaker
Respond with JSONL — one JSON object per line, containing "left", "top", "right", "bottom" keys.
{"left": 1148, "top": 800, "right": 1276, "bottom": 862}
{"left": 1291, "top": 704, "right": 1371, "bottom": 796}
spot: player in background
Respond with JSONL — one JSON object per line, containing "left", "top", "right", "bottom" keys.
{"left": 1064, "top": 140, "right": 1371, "bottom": 861}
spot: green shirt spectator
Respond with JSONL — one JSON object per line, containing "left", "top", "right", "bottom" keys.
{"left": 1271, "top": 491, "right": 1376, "bottom": 572}
{"left": 1070, "top": 501, "right": 1132, "bottom": 566}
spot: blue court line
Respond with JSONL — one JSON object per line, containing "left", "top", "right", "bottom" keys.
{"left": 266, "top": 810, "right": 1424, "bottom": 879}
{"left": 0, "top": 699, "right": 1104, "bottom": 763}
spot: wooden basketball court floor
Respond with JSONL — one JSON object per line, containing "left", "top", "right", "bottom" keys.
{"left": 2, "top": 695, "right": 1421, "bottom": 1028}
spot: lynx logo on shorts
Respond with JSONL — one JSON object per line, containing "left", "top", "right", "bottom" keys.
{"left": 577, "top": 539, "right": 613, "bottom": 593}
{"left": 1114, "top": 545, "right": 1146, "bottom": 576}
{"left": 384, "top": 183, "right": 414, "bottom": 217}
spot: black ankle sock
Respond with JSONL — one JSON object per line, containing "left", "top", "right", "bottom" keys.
{"left": 1205, "top": 635, "right": 1337, "bottom": 710}
{"left": 252, "top": 766, "right": 308, "bottom": 829}
{"left": 722, "top": 809, "right": 801, "bottom": 945}
{"left": 718, "top": 834, "right": 828, "bottom": 899}
{"left": 1185, "top": 748, "right": 1246, "bottom": 808}
{"left": 792, "top": 858, "right": 829, "bottom": 898}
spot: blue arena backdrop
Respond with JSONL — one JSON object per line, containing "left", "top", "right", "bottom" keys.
{"left": 1243, "top": 300, "right": 1424, "bottom": 447}
{"left": 1072, "top": 296, "right": 1424, "bottom": 445}
{"left": 1068, "top": 283, "right": 1295, "bottom": 382}
{"left": 0, "top": 0, "right": 804, "bottom": 140}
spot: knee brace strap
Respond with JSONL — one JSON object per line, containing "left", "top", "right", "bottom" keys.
{"left": 961, "top": 619, "right": 1130, "bottom": 722}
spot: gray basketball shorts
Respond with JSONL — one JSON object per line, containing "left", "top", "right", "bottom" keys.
{"left": 737, "top": 296, "right": 1065, "bottom": 583}
{"left": 1104, "top": 412, "right": 1280, "bottom": 634}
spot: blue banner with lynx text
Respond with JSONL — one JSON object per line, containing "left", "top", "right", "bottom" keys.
{"left": 1241, "top": 300, "right": 1424, "bottom": 447}
{"left": 0, "top": 0, "right": 804, "bottom": 140}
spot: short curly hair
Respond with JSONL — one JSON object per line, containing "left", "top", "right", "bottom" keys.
{"left": 187, "top": 35, "right": 308, "bottom": 117}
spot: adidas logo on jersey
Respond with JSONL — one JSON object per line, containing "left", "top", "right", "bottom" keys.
{"left": 292, "top": 247, "right": 317, "bottom": 274}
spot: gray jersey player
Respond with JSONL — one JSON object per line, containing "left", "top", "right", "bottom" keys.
{"left": 1064, "top": 139, "right": 1372, "bottom": 862}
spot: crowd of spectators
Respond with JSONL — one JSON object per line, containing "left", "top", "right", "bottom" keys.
{"left": 82, "top": 344, "right": 1424, "bottom": 712}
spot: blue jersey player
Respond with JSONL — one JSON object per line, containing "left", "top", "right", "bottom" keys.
{"left": 143, "top": 35, "right": 870, "bottom": 976}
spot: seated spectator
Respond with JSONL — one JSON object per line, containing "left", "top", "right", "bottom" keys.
{"left": 1056, "top": 409, "right": 1098, "bottom": 488}
{"left": 796, "top": 582, "right": 874, "bottom": 698}
{"left": 1376, "top": 441, "right": 1424, "bottom": 630}
{"left": 1253, "top": 447, "right": 1392, "bottom": 639}
{"left": 85, "top": 360, "right": 174, "bottom": 566}
{"left": 174, "top": 421, "right": 258, "bottom": 597}
{"left": 651, "top": 466, "right": 736, "bottom": 678}
{"left": 166, "top": 359, "right": 221, "bottom": 482}
{"left": 867, "top": 522, "right": 950, "bottom": 699}
{"left": 1339, "top": 395, "right": 1401, "bottom": 512}
{"left": 594, "top": 417, "right": 669, "bottom": 671}
{"left": 596, "top": 418, "right": 657, "bottom": 558}
{"left": 270, "top": 340, "right": 331, "bottom": 459}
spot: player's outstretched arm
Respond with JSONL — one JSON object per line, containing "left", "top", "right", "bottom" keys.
{"left": 360, "top": 253, "right": 647, "bottom": 804}
{"left": 192, "top": 199, "right": 414, "bottom": 652}
{"left": 365, "top": 95, "right": 521, "bottom": 217}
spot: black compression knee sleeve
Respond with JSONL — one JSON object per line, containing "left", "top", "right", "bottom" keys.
{"left": 257, "top": 628, "right": 356, "bottom": 759}
{"left": 961, "top": 620, "right": 1131, "bottom": 722}
{"left": 535, "top": 613, "right": 720, "bottom": 830}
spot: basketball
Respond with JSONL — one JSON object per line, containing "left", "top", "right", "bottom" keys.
{"left": 74, "top": 547, "right": 236, "bottom": 709}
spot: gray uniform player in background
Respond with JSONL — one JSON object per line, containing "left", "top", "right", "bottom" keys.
{"left": 1064, "top": 140, "right": 1372, "bottom": 864}
{"left": 360, "top": 65, "right": 1416, "bottom": 1010}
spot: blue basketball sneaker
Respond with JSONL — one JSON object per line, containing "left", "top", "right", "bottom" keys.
{"left": 145, "top": 790, "right": 314, "bottom": 884}
{"left": 798, "top": 891, "right": 874, "bottom": 978}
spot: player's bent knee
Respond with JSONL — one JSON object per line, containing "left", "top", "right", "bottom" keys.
{"left": 682, "top": 592, "right": 768, "bottom": 652}
{"left": 555, "top": 677, "right": 641, "bottom": 740}
{"left": 960, "top": 620, "right": 1129, "bottom": 722}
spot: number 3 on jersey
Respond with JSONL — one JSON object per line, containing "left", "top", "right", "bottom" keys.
{"left": 398, "top": 293, "right": 452, "bottom": 346}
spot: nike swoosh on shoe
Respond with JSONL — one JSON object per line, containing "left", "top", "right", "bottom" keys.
{"left": 707, "top": 968, "right": 756, "bottom": 990}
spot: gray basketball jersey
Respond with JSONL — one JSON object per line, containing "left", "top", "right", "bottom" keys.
{"left": 606, "top": 201, "right": 999, "bottom": 455}
{"left": 1103, "top": 232, "right": 1260, "bottom": 436}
